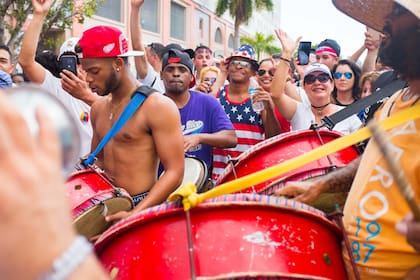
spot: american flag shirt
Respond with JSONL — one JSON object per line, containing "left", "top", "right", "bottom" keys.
{"left": 212, "top": 84, "right": 265, "bottom": 181}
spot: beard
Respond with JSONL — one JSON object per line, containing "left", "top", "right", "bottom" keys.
{"left": 102, "top": 69, "right": 118, "bottom": 96}
{"left": 379, "top": 23, "right": 420, "bottom": 80}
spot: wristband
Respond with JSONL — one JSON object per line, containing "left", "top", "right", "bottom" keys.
{"left": 39, "top": 235, "right": 92, "bottom": 280}
{"left": 279, "top": 56, "right": 291, "bottom": 63}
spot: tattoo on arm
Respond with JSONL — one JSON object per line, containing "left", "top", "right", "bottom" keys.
{"left": 325, "top": 157, "right": 361, "bottom": 193}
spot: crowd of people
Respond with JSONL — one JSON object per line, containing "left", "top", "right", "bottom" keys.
{"left": 0, "top": 0, "right": 419, "bottom": 278}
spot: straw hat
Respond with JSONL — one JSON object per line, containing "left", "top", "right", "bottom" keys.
{"left": 332, "top": 0, "right": 420, "bottom": 32}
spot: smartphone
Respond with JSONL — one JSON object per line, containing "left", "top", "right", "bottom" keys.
{"left": 297, "top": 41, "right": 311, "bottom": 65}
{"left": 208, "top": 77, "right": 216, "bottom": 86}
{"left": 59, "top": 55, "right": 77, "bottom": 76}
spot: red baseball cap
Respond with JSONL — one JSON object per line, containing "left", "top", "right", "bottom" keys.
{"left": 77, "top": 26, "right": 144, "bottom": 59}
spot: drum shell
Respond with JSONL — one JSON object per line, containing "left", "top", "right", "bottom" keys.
{"left": 215, "top": 130, "right": 360, "bottom": 195}
{"left": 95, "top": 194, "right": 347, "bottom": 279}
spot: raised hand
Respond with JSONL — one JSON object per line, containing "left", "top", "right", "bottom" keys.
{"left": 32, "top": 0, "right": 52, "bottom": 15}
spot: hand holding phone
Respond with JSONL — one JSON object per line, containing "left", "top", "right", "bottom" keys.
{"left": 297, "top": 41, "right": 311, "bottom": 65}
{"left": 59, "top": 55, "right": 77, "bottom": 76}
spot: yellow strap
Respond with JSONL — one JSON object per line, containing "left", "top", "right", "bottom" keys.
{"left": 168, "top": 103, "right": 420, "bottom": 211}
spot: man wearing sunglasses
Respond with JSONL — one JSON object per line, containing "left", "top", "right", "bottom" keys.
{"left": 276, "top": 1, "right": 420, "bottom": 278}
{"left": 211, "top": 44, "right": 281, "bottom": 182}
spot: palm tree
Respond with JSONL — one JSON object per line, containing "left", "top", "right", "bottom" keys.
{"left": 215, "top": 0, "right": 274, "bottom": 49}
{"left": 241, "top": 32, "right": 281, "bottom": 61}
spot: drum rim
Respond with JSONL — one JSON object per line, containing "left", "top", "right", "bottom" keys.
{"left": 215, "top": 129, "right": 360, "bottom": 185}
{"left": 184, "top": 156, "right": 208, "bottom": 190}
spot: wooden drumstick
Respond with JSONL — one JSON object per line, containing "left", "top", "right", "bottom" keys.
{"left": 368, "top": 121, "right": 420, "bottom": 221}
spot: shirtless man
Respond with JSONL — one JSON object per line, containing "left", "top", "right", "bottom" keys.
{"left": 76, "top": 25, "right": 184, "bottom": 222}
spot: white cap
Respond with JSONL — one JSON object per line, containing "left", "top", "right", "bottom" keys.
{"left": 59, "top": 37, "right": 79, "bottom": 57}
{"left": 303, "top": 63, "right": 332, "bottom": 79}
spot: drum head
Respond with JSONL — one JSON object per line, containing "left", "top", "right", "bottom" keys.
{"left": 183, "top": 157, "right": 206, "bottom": 188}
{"left": 73, "top": 196, "right": 133, "bottom": 239}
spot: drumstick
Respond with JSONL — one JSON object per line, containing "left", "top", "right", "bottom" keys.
{"left": 368, "top": 121, "right": 420, "bottom": 221}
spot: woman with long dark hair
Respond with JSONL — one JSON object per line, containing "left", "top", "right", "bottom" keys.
{"left": 331, "top": 59, "right": 362, "bottom": 106}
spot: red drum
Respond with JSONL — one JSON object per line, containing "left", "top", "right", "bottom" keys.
{"left": 215, "top": 129, "right": 360, "bottom": 196}
{"left": 95, "top": 193, "right": 347, "bottom": 279}
{"left": 66, "top": 167, "right": 133, "bottom": 239}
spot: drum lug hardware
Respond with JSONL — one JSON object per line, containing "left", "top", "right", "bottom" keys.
{"left": 323, "top": 253, "right": 332, "bottom": 265}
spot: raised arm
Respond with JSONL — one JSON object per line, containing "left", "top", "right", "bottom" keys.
{"left": 270, "top": 29, "right": 301, "bottom": 120}
{"left": 361, "top": 27, "right": 382, "bottom": 73}
{"left": 18, "top": 0, "right": 50, "bottom": 83}
{"left": 130, "top": 0, "right": 149, "bottom": 79}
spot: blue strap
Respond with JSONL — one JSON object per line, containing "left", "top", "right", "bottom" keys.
{"left": 83, "top": 92, "right": 146, "bottom": 166}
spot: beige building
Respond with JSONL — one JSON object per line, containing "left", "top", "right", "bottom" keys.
{"left": 71, "top": 0, "right": 280, "bottom": 58}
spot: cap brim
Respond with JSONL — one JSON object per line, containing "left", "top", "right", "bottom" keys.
{"left": 332, "top": 0, "right": 393, "bottom": 32}
{"left": 118, "top": 50, "right": 145, "bottom": 57}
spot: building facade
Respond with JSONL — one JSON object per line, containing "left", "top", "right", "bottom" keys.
{"left": 69, "top": 0, "right": 280, "bottom": 58}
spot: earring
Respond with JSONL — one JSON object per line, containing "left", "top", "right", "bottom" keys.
{"left": 116, "top": 68, "right": 120, "bottom": 72}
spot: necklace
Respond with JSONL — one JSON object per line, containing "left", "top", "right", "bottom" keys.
{"left": 109, "top": 99, "right": 125, "bottom": 121}
{"left": 311, "top": 102, "right": 330, "bottom": 116}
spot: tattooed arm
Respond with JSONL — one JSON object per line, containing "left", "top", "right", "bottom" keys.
{"left": 274, "top": 157, "right": 360, "bottom": 204}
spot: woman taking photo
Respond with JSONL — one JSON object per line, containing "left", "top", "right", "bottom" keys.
{"left": 270, "top": 29, "right": 362, "bottom": 135}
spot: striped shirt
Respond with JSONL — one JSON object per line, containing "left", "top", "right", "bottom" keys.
{"left": 212, "top": 85, "right": 265, "bottom": 181}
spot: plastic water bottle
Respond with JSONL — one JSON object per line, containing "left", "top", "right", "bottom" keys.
{"left": 248, "top": 77, "right": 264, "bottom": 113}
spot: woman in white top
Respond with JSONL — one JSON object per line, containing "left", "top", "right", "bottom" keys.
{"left": 270, "top": 29, "right": 362, "bottom": 135}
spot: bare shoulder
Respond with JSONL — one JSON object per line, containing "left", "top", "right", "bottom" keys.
{"left": 143, "top": 93, "right": 180, "bottom": 125}
{"left": 145, "top": 93, "right": 178, "bottom": 112}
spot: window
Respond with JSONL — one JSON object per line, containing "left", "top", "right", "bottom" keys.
{"left": 96, "top": 0, "right": 121, "bottom": 22}
{"left": 170, "top": 2, "right": 185, "bottom": 40}
{"left": 215, "top": 28, "right": 222, "bottom": 44}
{"left": 228, "top": 34, "right": 234, "bottom": 48}
{"left": 199, "top": 18, "right": 204, "bottom": 38}
{"left": 141, "top": 0, "right": 159, "bottom": 33}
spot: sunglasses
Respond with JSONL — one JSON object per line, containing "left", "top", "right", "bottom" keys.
{"left": 304, "top": 73, "right": 331, "bottom": 85}
{"left": 229, "top": 60, "right": 251, "bottom": 68}
{"left": 333, "top": 71, "right": 353, "bottom": 79}
{"left": 257, "top": 69, "right": 275, "bottom": 77}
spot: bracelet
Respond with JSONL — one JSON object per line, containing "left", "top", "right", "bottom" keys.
{"left": 39, "top": 235, "right": 93, "bottom": 280}
{"left": 279, "top": 56, "right": 291, "bottom": 63}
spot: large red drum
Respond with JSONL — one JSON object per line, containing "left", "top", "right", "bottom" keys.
{"left": 215, "top": 129, "right": 360, "bottom": 196}
{"left": 95, "top": 194, "right": 347, "bottom": 279}
{"left": 66, "top": 167, "right": 133, "bottom": 239}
